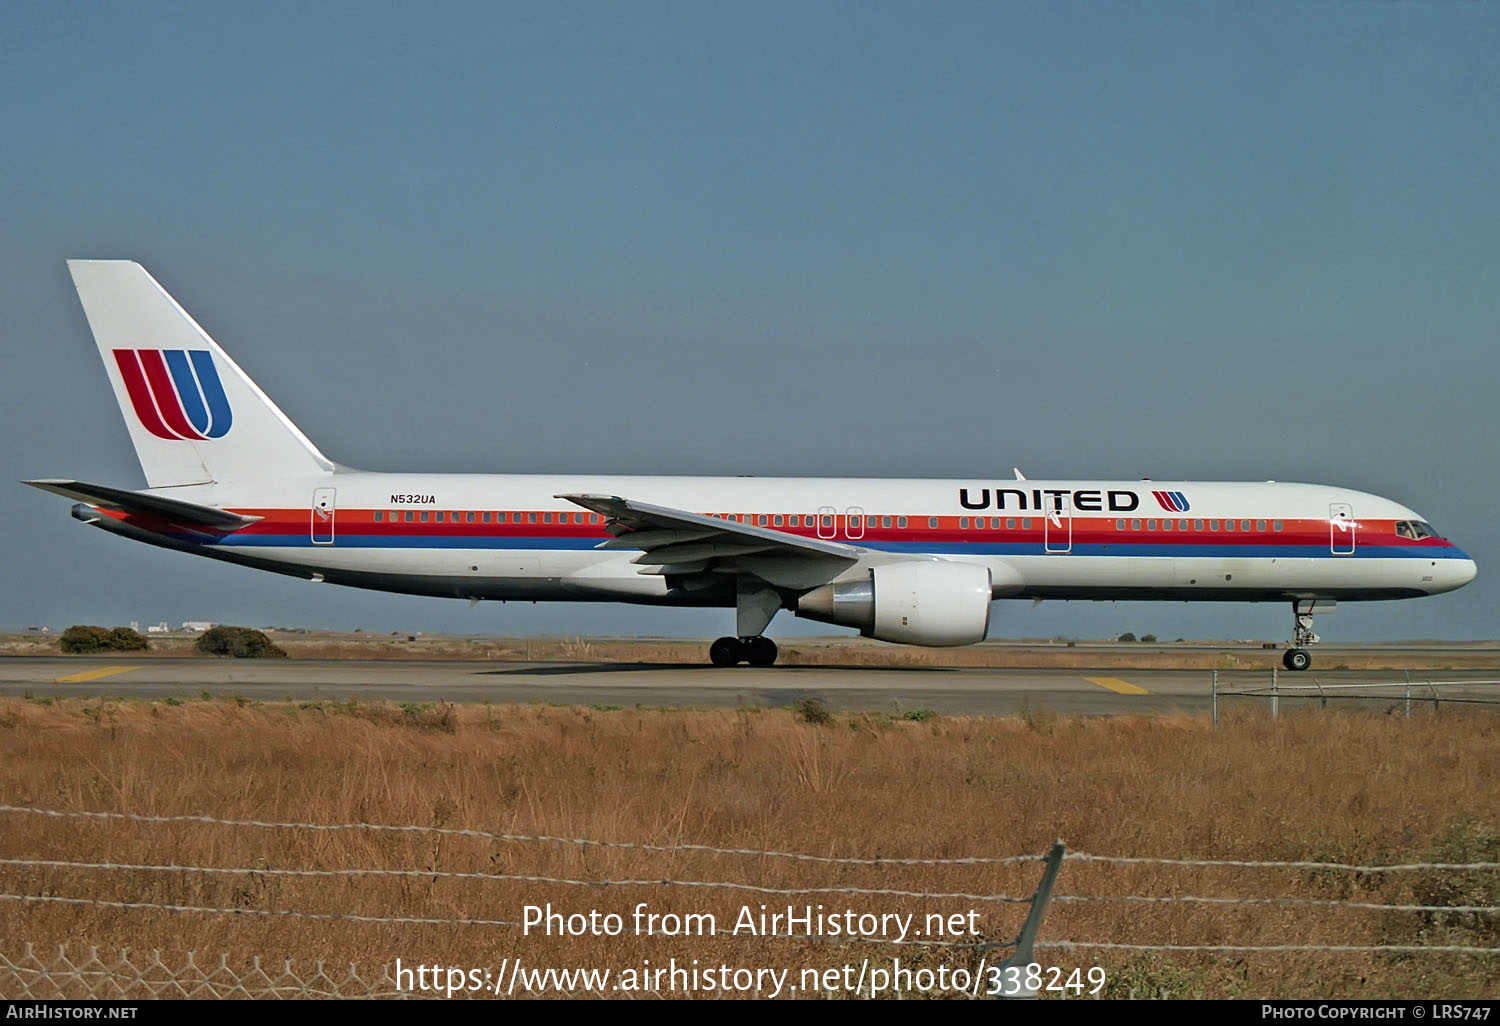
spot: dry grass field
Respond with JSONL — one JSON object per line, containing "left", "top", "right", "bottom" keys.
{"left": 0, "top": 696, "right": 1496, "bottom": 999}
{"left": 7, "top": 630, "right": 1500, "bottom": 670}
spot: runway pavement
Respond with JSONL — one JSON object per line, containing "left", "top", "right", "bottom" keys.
{"left": 5, "top": 656, "right": 1498, "bottom": 716}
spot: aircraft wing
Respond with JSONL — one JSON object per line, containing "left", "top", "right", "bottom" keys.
{"left": 556, "top": 492, "right": 861, "bottom": 591}
{"left": 24, "top": 479, "right": 262, "bottom": 530}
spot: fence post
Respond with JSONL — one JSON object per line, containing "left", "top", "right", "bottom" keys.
{"left": 1404, "top": 670, "right": 1412, "bottom": 719}
{"left": 1271, "top": 665, "right": 1278, "bottom": 720}
{"left": 996, "top": 840, "right": 1067, "bottom": 1000}
{"left": 1212, "top": 669, "right": 1218, "bottom": 729}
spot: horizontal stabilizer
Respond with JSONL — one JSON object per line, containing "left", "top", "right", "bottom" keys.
{"left": 24, "top": 479, "right": 261, "bottom": 530}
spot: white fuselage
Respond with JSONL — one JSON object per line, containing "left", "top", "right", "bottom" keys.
{"left": 89, "top": 472, "right": 1476, "bottom": 610}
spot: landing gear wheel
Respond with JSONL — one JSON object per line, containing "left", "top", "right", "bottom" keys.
{"left": 745, "top": 637, "right": 778, "bottom": 667}
{"left": 709, "top": 637, "right": 744, "bottom": 667}
{"left": 1283, "top": 649, "right": 1311, "bottom": 672}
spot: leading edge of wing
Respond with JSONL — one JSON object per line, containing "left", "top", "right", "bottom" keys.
{"left": 24, "top": 479, "right": 262, "bottom": 530}
{"left": 555, "top": 493, "right": 863, "bottom": 564}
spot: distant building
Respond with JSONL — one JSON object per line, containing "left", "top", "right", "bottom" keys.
{"left": 146, "top": 621, "right": 170, "bottom": 634}
{"left": 181, "top": 621, "right": 217, "bottom": 633}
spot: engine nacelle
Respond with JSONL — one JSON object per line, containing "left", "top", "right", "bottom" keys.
{"left": 796, "top": 561, "right": 993, "bottom": 647}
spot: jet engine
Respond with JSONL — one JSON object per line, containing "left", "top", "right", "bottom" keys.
{"left": 796, "top": 561, "right": 992, "bottom": 646}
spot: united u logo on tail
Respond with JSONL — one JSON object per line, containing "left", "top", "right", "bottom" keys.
{"left": 112, "top": 348, "right": 233, "bottom": 441}
{"left": 1152, "top": 489, "right": 1190, "bottom": 513}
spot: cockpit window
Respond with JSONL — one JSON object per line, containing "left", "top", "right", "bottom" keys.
{"left": 1397, "top": 520, "right": 1440, "bottom": 540}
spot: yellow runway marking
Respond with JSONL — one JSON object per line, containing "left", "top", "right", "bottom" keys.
{"left": 50, "top": 666, "right": 140, "bottom": 684}
{"left": 1084, "top": 675, "right": 1150, "bottom": 695}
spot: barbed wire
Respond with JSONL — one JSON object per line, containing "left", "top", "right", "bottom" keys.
{"left": 0, "top": 806, "right": 1042, "bottom": 868}
{"left": 1051, "top": 892, "right": 1500, "bottom": 914}
{"left": 6, "top": 806, "right": 1496, "bottom": 874}
{"left": 0, "top": 893, "right": 1015, "bottom": 950}
{"left": 0, "top": 856, "right": 1033, "bottom": 904}
{"left": 1065, "top": 852, "right": 1500, "bottom": 872}
{"left": 8, "top": 857, "right": 1497, "bottom": 915}
{"left": 1039, "top": 940, "right": 1500, "bottom": 955}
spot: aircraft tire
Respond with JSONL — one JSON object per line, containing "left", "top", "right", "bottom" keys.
{"left": 1283, "top": 648, "right": 1311, "bottom": 672}
{"left": 745, "top": 637, "right": 778, "bottom": 667}
{"left": 710, "top": 637, "right": 744, "bottom": 667}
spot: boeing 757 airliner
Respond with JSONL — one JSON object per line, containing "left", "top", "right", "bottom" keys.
{"left": 26, "top": 261, "right": 1476, "bottom": 669}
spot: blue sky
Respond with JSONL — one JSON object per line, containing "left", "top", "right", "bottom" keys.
{"left": 3, "top": 2, "right": 1497, "bottom": 641}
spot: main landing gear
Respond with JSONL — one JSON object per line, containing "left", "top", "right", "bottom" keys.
{"left": 1282, "top": 598, "right": 1324, "bottom": 672}
{"left": 708, "top": 580, "right": 782, "bottom": 667}
{"left": 710, "top": 636, "right": 778, "bottom": 667}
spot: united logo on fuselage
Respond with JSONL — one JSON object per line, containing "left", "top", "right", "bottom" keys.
{"left": 1152, "top": 490, "right": 1191, "bottom": 513}
{"left": 113, "top": 349, "right": 232, "bottom": 441}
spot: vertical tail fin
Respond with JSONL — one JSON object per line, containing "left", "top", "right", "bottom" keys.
{"left": 67, "top": 260, "right": 335, "bottom": 488}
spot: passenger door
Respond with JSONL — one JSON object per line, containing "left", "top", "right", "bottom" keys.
{"left": 1329, "top": 503, "right": 1355, "bottom": 555}
{"left": 311, "top": 487, "right": 336, "bottom": 545}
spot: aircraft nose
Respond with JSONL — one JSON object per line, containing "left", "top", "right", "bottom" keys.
{"left": 1456, "top": 557, "right": 1478, "bottom": 587}
{"left": 1435, "top": 551, "right": 1477, "bottom": 592}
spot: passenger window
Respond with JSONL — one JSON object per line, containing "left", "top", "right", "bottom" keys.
{"left": 1225, "top": 519, "right": 1235, "bottom": 532}
{"left": 467, "top": 512, "right": 476, "bottom": 523}
{"left": 1179, "top": 520, "right": 1189, "bottom": 531}
{"left": 773, "top": 515, "right": 783, "bottom": 526}
{"left": 404, "top": 511, "right": 413, "bottom": 522}
{"left": 1131, "top": 519, "right": 1141, "bottom": 530}
{"left": 823, "top": 515, "right": 834, "bottom": 528}
{"left": 959, "top": 517, "right": 969, "bottom": 529}
{"left": 435, "top": 512, "right": 445, "bottom": 523}
{"left": 898, "top": 516, "right": 908, "bottom": 528}
{"left": 928, "top": 517, "right": 938, "bottom": 528}
{"left": 1257, "top": 520, "right": 1266, "bottom": 532}
{"left": 789, "top": 515, "right": 799, "bottom": 527}
{"left": 1194, "top": 519, "right": 1204, "bottom": 531}
{"left": 1209, "top": 520, "right": 1219, "bottom": 531}
{"left": 1116, "top": 520, "right": 1125, "bottom": 531}
{"left": 420, "top": 512, "right": 429, "bottom": 522}
{"left": 1022, "top": 518, "right": 1032, "bottom": 530}
{"left": 1147, "top": 519, "right": 1157, "bottom": 531}
{"left": 886, "top": 517, "right": 895, "bottom": 528}
{"left": 1273, "top": 520, "right": 1283, "bottom": 531}
{"left": 374, "top": 511, "right": 383, "bottom": 522}
{"left": 1242, "top": 520, "right": 1251, "bottom": 532}
{"left": 1008, "top": 518, "right": 1017, "bottom": 530}
{"left": 1163, "top": 519, "right": 1173, "bottom": 532}
{"left": 528, "top": 513, "right": 537, "bottom": 524}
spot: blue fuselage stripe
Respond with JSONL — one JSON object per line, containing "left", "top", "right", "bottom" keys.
{"left": 191, "top": 534, "right": 1471, "bottom": 560}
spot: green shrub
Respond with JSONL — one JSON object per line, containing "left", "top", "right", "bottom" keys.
{"left": 60, "top": 625, "right": 149, "bottom": 653}
{"left": 105, "top": 627, "right": 148, "bottom": 651}
{"left": 195, "top": 626, "right": 286, "bottom": 658}
{"left": 60, "top": 626, "right": 107, "bottom": 654}
{"left": 793, "top": 698, "right": 832, "bottom": 726}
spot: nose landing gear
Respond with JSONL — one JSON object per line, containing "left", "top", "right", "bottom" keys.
{"left": 1283, "top": 598, "right": 1327, "bottom": 671}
